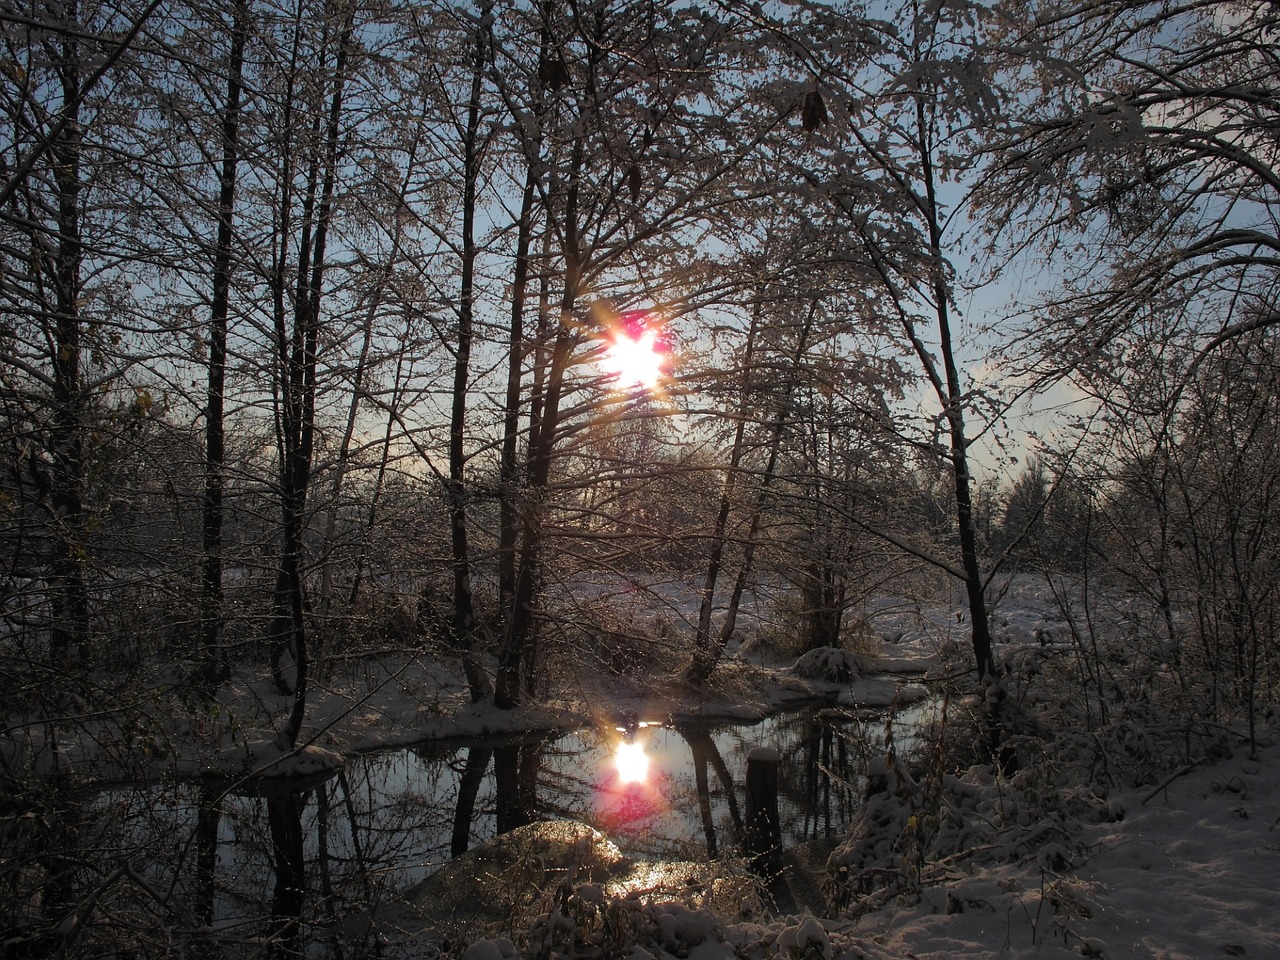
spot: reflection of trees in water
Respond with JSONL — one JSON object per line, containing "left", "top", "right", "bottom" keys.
{"left": 799, "top": 718, "right": 857, "bottom": 840}
{"left": 6, "top": 740, "right": 559, "bottom": 959}
{"left": 451, "top": 746, "right": 492, "bottom": 855}
{"left": 451, "top": 737, "right": 548, "bottom": 855}
{"left": 266, "top": 788, "right": 307, "bottom": 957}
{"left": 532, "top": 726, "right": 743, "bottom": 861}
{"left": 18, "top": 711, "right": 917, "bottom": 957}
{"left": 495, "top": 742, "right": 542, "bottom": 834}
{"left": 675, "top": 724, "right": 742, "bottom": 858}
{"left": 771, "top": 705, "right": 932, "bottom": 843}
{"left": 195, "top": 784, "right": 220, "bottom": 929}
{"left": 205, "top": 752, "right": 471, "bottom": 956}
{"left": 772, "top": 711, "right": 872, "bottom": 842}
{"left": 536, "top": 729, "right": 602, "bottom": 820}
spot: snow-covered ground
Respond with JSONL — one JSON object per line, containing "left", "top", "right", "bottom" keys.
{"left": 812, "top": 735, "right": 1280, "bottom": 960}
{"left": 9, "top": 573, "right": 1276, "bottom": 960}
{"left": 381, "top": 575, "right": 1278, "bottom": 960}
{"left": 496, "top": 734, "right": 1277, "bottom": 960}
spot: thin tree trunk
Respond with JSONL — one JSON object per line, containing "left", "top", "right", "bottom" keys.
{"left": 273, "top": 0, "right": 356, "bottom": 749}
{"left": 689, "top": 301, "right": 816, "bottom": 686}
{"left": 346, "top": 316, "right": 413, "bottom": 610}
{"left": 449, "top": 12, "right": 489, "bottom": 703}
{"left": 47, "top": 2, "right": 89, "bottom": 661}
{"left": 316, "top": 272, "right": 384, "bottom": 631}
{"left": 495, "top": 127, "right": 585, "bottom": 708}
{"left": 499, "top": 154, "right": 538, "bottom": 637}
{"left": 914, "top": 96, "right": 995, "bottom": 685}
{"left": 200, "top": 0, "right": 248, "bottom": 690}
{"left": 691, "top": 292, "right": 764, "bottom": 680}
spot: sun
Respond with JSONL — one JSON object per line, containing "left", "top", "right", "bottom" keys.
{"left": 601, "top": 328, "right": 664, "bottom": 389}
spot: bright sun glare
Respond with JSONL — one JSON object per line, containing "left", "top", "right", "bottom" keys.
{"left": 614, "top": 741, "right": 650, "bottom": 784}
{"left": 601, "top": 330, "right": 664, "bottom": 389}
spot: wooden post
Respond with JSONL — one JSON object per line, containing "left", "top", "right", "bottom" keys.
{"left": 745, "top": 746, "right": 782, "bottom": 873}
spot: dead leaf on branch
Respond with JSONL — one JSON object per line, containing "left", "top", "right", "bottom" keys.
{"left": 802, "top": 89, "right": 828, "bottom": 131}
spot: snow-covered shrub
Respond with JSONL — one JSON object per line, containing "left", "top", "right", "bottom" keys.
{"left": 554, "top": 583, "right": 691, "bottom": 688}
{"left": 820, "top": 597, "right": 1248, "bottom": 932}
{"left": 521, "top": 886, "right": 727, "bottom": 960}
{"left": 823, "top": 750, "right": 927, "bottom": 914}
{"left": 789, "top": 647, "right": 858, "bottom": 684}
{"left": 773, "top": 915, "right": 832, "bottom": 960}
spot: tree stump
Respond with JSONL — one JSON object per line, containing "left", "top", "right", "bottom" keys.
{"left": 745, "top": 746, "right": 782, "bottom": 874}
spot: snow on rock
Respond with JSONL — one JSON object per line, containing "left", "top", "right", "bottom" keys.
{"left": 653, "top": 902, "right": 719, "bottom": 951}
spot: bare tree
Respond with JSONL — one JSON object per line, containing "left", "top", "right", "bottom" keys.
{"left": 769, "top": 0, "right": 1009, "bottom": 744}
{"left": 199, "top": 0, "right": 250, "bottom": 689}
{"left": 983, "top": 0, "right": 1280, "bottom": 388}
{"left": 482, "top": 0, "right": 789, "bottom": 706}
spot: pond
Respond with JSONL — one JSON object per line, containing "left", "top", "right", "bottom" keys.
{"left": 8, "top": 701, "right": 931, "bottom": 958}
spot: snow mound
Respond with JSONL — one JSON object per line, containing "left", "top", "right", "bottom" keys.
{"left": 790, "top": 647, "right": 858, "bottom": 683}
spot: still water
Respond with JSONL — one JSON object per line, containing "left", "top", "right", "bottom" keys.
{"left": 15, "top": 705, "right": 928, "bottom": 957}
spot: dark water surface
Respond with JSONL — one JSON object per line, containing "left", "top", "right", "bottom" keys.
{"left": 17, "top": 703, "right": 928, "bottom": 957}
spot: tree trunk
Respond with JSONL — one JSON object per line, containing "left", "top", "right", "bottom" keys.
{"left": 692, "top": 292, "right": 764, "bottom": 680}
{"left": 499, "top": 153, "right": 539, "bottom": 656}
{"left": 494, "top": 126, "right": 585, "bottom": 708}
{"left": 688, "top": 301, "right": 816, "bottom": 686}
{"left": 47, "top": 4, "right": 89, "bottom": 661}
{"left": 915, "top": 105, "right": 995, "bottom": 685}
{"left": 909, "top": 91, "right": 1003, "bottom": 762}
{"left": 200, "top": 0, "right": 248, "bottom": 690}
{"left": 449, "top": 13, "right": 489, "bottom": 703}
{"left": 272, "top": 0, "right": 355, "bottom": 749}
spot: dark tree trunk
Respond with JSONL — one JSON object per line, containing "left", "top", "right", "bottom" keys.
{"left": 451, "top": 746, "right": 493, "bottom": 856}
{"left": 266, "top": 791, "right": 307, "bottom": 958}
{"left": 270, "top": 0, "right": 355, "bottom": 750}
{"left": 48, "top": 7, "right": 89, "bottom": 660}
{"left": 449, "top": 14, "right": 489, "bottom": 703}
{"left": 495, "top": 150, "right": 584, "bottom": 707}
{"left": 200, "top": 0, "right": 248, "bottom": 690}
{"left": 499, "top": 162, "right": 538, "bottom": 661}
{"left": 911, "top": 92, "right": 1002, "bottom": 761}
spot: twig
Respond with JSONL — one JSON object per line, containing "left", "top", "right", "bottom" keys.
{"left": 1141, "top": 758, "right": 1205, "bottom": 805}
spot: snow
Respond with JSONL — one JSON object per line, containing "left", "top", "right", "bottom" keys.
{"left": 10, "top": 573, "right": 1278, "bottom": 960}
{"left": 397, "top": 574, "right": 1279, "bottom": 960}
{"left": 438, "top": 728, "right": 1280, "bottom": 960}
{"left": 821, "top": 736, "right": 1280, "bottom": 959}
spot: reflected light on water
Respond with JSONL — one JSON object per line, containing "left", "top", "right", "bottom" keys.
{"left": 614, "top": 741, "right": 649, "bottom": 784}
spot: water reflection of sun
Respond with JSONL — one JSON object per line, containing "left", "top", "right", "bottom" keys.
{"left": 595, "top": 732, "right": 667, "bottom": 832}
{"left": 614, "top": 740, "right": 649, "bottom": 784}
